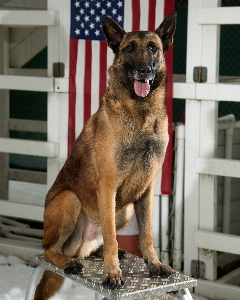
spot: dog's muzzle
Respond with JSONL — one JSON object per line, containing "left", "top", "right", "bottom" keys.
{"left": 132, "top": 66, "right": 155, "bottom": 97}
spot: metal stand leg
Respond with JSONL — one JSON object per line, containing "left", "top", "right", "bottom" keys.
{"left": 25, "top": 265, "right": 45, "bottom": 300}
{"left": 180, "top": 288, "right": 193, "bottom": 300}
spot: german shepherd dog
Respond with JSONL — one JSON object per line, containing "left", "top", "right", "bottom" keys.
{"left": 34, "top": 13, "right": 176, "bottom": 300}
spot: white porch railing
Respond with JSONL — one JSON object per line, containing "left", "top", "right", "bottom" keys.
{"left": 175, "top": 1, "right": 240, "bottom": 299}
{"left": 0, "top": 1, "right": 69, "bottom": 260}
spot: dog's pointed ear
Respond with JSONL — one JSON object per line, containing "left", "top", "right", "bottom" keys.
{"left": 155, "top": 12, "right": 177, "bottom": 53}
{"left": 102, "top": 17, "right": 125, "bottom": 53}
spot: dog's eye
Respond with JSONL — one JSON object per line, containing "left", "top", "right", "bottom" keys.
{"left": 125, "top": 44, "right": 133, "bottom": 52}
{"left": 150, "top": 45, "right": 158, "bottom": 53}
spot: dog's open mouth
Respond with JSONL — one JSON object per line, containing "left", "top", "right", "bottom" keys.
{"left": 134, "top": 79, "right": 153, "bottom": 97}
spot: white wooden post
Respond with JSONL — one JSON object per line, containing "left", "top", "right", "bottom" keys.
{"left": 47, "top": 0, "right": 69, "bottom": 189}
{"left": 198, "top": 0, "right": 220, "bottom": 281}
{"left": 0, "top": 27, "right": 9, "bottom": 200}
{"left": 184, "top": 0, "right": 203, "bottom": 276}
{"left": 57, "top": 0, "right": 70, "bottom": 171}
{"left": 184, "top": 0, "right": 220, "bottom": 280}
{"left": 47, "top": 0, "right": 60, "bottom": 188}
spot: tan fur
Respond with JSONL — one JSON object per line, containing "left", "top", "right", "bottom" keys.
{"left": 34, "top": 13, "right": 176, "bottom": 299}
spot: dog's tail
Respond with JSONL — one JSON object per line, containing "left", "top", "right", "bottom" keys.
{"left": 34, "top": 270, "right": 64, "bottom": 300}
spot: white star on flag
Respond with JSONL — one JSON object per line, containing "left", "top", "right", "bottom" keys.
{"left": 74, "top": 28, "right": 80, "bottom": 35}
{"left": 94, "top": 29, "right": 100, "bottom": 36}
{"left": 74, "top": 1, "right": 80, "bottom": 8}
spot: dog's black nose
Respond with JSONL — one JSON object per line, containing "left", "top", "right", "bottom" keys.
{"left": 134, "top": 65, "right": 152, "bottom": 80}
{"left": 139, "top": 66, "right": 151, "bottom": 76}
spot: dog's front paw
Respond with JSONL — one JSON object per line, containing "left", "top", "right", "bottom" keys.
{"left": 64, "top": 259, "right": 83, "bottom": 275}
{"left": 145, "top": 259, "right": 174, "bottom": 277}
{"left": 102, "top": 267, "right": 124, "bottom": 289}
{"left": 150, "top": 263, "right": 174, "bottom": 277}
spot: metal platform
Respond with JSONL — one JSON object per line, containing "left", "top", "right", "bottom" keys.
{"left": 26, "top": 253, "right": 197, "bottom": 300}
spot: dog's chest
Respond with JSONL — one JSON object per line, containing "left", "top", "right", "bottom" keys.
{"left": 115, "top": 132, "right": 166, "bottom": 172}
{"left": 114, "top": 132, "right": 167, "bottom": 206}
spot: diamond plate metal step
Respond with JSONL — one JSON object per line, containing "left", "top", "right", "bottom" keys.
{"left": 26, "top": 253, "right": 197, "bottom": 300}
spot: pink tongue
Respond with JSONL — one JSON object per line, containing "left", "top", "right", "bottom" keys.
{"left": 134, "top": 80, "right": 150, "bottom": 97}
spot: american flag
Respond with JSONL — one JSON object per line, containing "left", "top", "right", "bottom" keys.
{"left": 68, "top": 0, "right": 174, "bottom": 195}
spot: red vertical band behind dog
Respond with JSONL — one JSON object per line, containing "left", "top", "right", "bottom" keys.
{"left": 99, "top": 41, "right": 108, "bottom": 105}
{"left": 132, "top": 0, "right": 140, "bottom": 31}
{"left": 68, "top": 39, "right": 78, "bottom": 156}
{"left": 84, "top": 40, "right": 92, "bottom": 125}
{"left": 161, "top": 0, "right": 175, "bottom": 195}
{"left": 148, "top": 0, "right": 156, "bottom": 32}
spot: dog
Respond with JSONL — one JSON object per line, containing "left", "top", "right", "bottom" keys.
{"left": 34, "top": 12, "right": 177, "bottom": 300}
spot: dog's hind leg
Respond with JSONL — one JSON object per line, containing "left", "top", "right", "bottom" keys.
{"left": 134, "top": 182, "right": 174, "bottom": 277}
{"left": 115, "top": 203, "right": 135, "bottom": 232}
{"left": 34, "top": 190, "right": 83, "bottom": 300}
{"left": 43, "top": 190, "right": 83, "bottom": 272}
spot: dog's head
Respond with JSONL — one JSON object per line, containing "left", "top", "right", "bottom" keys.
{"left": 102, "top": 13, "right": 176, "bottom": 98}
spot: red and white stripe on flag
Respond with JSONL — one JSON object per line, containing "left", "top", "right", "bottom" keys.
{"left": 68, "top": 0, "right": 174, "bottom": 195}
